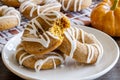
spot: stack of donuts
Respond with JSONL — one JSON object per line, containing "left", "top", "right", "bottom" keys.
{"left": 16, "top": 11, "right": 70, "bottom": 71}
{"left": 15, "top": 11, "right": 103, "bottom": 71}
{"left": 0, "top": 0, "right": 103, "bottom": 71}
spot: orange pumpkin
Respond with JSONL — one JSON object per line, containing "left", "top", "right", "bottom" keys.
{"left": 91, "top": 0, "right": 120, "bottom": 36}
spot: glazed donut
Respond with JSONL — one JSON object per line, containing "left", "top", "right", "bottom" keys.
{"left": 58, "top": 25, "right": 103, "bottom": 64}
{"left": 19, "top": 0, "right": 61, "bottom": 19}
{"left": 21, "top": 11, "right": 70, "bottom": 56}
{"left": 0, "top": 6, "right": 21, "bottom": 31}
{"left": 58, "top": 0, "right": 92, "bottom": 12}
{"left": 15, "top": 44, "right": 64, "bottom": 71}
{"left": 1, "top": 0, "right": 25, "bottom": 7}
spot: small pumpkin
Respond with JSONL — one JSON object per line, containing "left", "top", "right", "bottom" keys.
{"left": 91, "top": 0, "right": 120, "bottom": 36}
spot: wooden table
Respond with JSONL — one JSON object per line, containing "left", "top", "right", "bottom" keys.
{"left": 0, "top": 37, "right": 120, "bottom": 80}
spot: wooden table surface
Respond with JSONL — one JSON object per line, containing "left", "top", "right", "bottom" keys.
{"left": 0, "top": 37, "right": 120, "bottom": 80}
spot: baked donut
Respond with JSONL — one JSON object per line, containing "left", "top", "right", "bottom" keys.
{"left": 15, "top": 44, "right": 64, "bottom": 71}
{"left": 21, "top": 11, "right": 70, "bottom": 56}
{"left": 1, "top": 0, "right": 25, "bottom": 7}
{"left": 0, "top": 6, "right": 21, "bottom": 31}
{"left": 58, "top": 0, "right": 92, "bottom": 12}
{"left": 19, "top": 0, "right": 61, "bottom": 19}
{"left": 58, "top": 25, "right": 103, "bottom": 64}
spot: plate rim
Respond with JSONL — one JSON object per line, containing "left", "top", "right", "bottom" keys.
{"left": 2, "top": 26, "right": 120, "bottom": 80}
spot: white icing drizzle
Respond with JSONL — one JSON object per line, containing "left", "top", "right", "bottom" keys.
{"left": 86, "top": 44, "right": 95, "bottom": 63}
{"left": 53, "top": 58, "right": 56, "bottom": 69}
{"left": 19, "top": 1, "right": 35, "bottom": 17}
{"left": 91, "top": 35, "right": 103, "bottom": 64}
{"left": 78, "top": 0, "right": 83, "bottom": 11}
{"left": 79, "top": 28, "right": 103, "bottom": 63}
{"left": 40, "top": 3, "right": 61, "bottom": 14}
{"left": 45, "top": 0, "right": 57, "bottom": 3}
{"left": 74, "top": 0, "right": 78, "bottom": 12}
{"left": 59, "top": 0, "right": 83, "bottom": 11}
{"left": 74, "top": 27, "right": 103, "bottom": 63}
{"left": 38, "top": 11, "right": 61, "bottom": 26}
{"left": 35, "top": 52, "right": 64, "bottom": 72}
{"left": 0, "top": 6, "right": 21, "bottom": 26}
{"left": 15, "top": 46, "right": 34, "bottom": 66}
{"left": 65, "top": 26, "right": 103, "bottom": 63}
{"left": 19, "top": 0, "right": 61, "bottom": 17}
{"left": 64, "top": 27, "right": 78, "bottom": 58}
{"left": 19, "top": 52, "right": 27, "bottom": 65}
{"left": 80, "top": 29, "right": 85, "bottom": 43}
{"left": 22, "top": 33, "right": 50, "bottom": 48}
{"left": 22, "top": 11, "right": 62, "bottom": 48}
{"left": 14, "top": 47, "right": 24, "bottom": 59}
{"left": 16, "top": 46, "right": 64, "bottom": 71}
{"left": 15, "top": 47, "right": 24, "bottom": 54}
{"left": 19, "top": 52, "right": 34, "bottom": 65}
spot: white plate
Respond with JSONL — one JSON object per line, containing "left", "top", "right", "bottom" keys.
{"left": 2, "top": 26, "right": 119, "bottom": 80}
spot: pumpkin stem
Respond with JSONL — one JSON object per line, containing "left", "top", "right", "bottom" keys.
{"left": 111, "top": 0, "right": 119, "bottom": 10}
